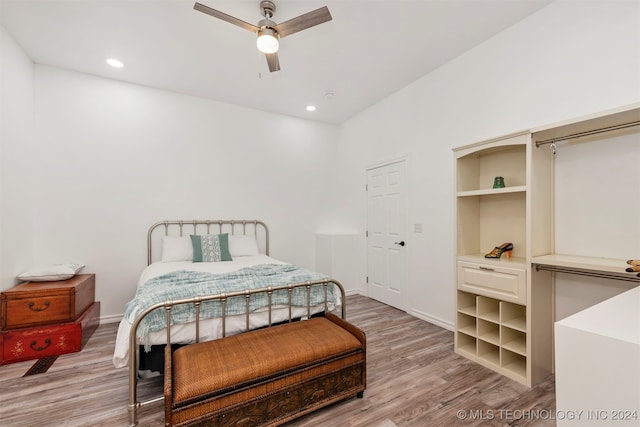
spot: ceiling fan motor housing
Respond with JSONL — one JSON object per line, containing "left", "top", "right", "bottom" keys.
{"left": 260, "top": 1, "right": 276, "bottom": 19}
{"left": 257, "top": 18, "right": 277, "bottom": 31}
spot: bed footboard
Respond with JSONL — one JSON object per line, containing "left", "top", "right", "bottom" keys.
{"left": 127, "top": 279, "right": 347, "bottom": 427}
{"left": 165, "top": 312, "right": 366, "bottom": 426}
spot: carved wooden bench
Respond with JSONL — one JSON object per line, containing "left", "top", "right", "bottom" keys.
{"left": 164, "top": 312, "right": 366, "bottom": 426}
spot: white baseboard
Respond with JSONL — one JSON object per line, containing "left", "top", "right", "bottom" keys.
{"left": 345, "top": 289, "right": 454, "bottom": 331}
{"left": 99, "top": 314, "right": 123, "bottom": 324}
{"left": 409, "top": 308, "right": 454, "bottom": 332}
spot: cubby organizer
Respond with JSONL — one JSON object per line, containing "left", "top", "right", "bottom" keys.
{"left": 455, "top": 291, "right": 528, "bottom": 383}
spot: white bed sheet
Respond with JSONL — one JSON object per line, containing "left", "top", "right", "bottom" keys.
{"left": 112, "top": 255, "right": 338, "bottom": 368}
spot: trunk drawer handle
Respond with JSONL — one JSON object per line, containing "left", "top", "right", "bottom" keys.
{"left": 28, "top": 301, "right": 51, "bottom": 312}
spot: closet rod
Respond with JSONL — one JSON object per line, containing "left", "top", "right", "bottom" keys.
{"left": 535, "top": 264, "right": 640, "bottom": 283}
{"left": 535, "top": 121, "right": 640, "bottom": 148}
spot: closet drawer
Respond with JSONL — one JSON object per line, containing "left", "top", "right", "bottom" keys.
{"left": 457, "top": 261, "right": 526, "bottom": 304}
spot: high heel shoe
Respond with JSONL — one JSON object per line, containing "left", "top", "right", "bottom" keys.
{"left": 625, "top": 260, "right": 640, "bottom": 272}
{"left": 484, "top": 242, "right": 513, "bottom": 259}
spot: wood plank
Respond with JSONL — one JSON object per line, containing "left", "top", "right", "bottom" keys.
{"left": 0, "top": 295, "right": 555, "bottom": 426}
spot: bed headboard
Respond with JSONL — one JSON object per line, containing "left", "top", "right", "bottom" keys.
{"left": 147, "top": 220, "right": 269, "bottom": 265}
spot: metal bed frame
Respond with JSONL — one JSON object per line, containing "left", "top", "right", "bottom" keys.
{"left": 127, "top": 219, "right": 344, "bottom": 426}
{"left": 127, "top": 279, "right": 346, "bottom": 426}
{"left": 147, "top": 219, "right": 270, "bottom": 265}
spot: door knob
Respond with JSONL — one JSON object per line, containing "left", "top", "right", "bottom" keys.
{"left": 394, "top": 241, "right": 405, "bottom": 247}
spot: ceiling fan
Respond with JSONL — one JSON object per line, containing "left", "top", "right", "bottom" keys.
{"left": 194, "top": 1, "right": 332, "bottom": 72}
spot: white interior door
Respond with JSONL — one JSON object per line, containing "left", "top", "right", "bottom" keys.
{"left": 366, "top": 160, "right": 407, "bottom": 311}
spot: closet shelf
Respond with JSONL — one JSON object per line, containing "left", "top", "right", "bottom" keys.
{"left": 532, "top": 254, "right": 640, "bottom": 281}
{"left": 502, "top": 317, "right": 526, "bottom": 332}
{"left": 458, "top": 325, "right": 476, "bottom": 337}
{"left": 503, "top": 360, "right": 527, "bottom": 379}
{"left": 502, "top": 339, "right": 526, "bottom": 356}
{"left": 458, "top": 305, "right": 476, "bottom": 316}
{"left": 457, "top": 186, "right": 526, "bottom": 197}
{"left": 478, "top": 331, "right": 500, "bottom": 345}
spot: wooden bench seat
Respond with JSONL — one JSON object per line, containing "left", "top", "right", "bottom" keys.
{"left": 164, "top": 312, "right": 366, "bottom": 427}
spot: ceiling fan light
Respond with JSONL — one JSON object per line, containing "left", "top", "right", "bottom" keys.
{"left": 257, "top": 28, "right": 279, "bottom": 54}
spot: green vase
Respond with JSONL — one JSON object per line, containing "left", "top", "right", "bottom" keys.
{"left": 493, "top": 176, "right": 505, "bottom": 189}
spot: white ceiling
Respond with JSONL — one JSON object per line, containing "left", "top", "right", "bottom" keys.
{"left": 0, "top": 0, "right": 553, "bottom": 125}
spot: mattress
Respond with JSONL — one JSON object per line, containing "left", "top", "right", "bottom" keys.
{"left": 112, "top": 255, "right": 339, "bottom": 368}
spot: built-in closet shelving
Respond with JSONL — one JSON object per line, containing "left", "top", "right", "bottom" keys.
{"left": 454, "top": 131, "right": 553, "bottom": 386}
{"left": 454, "top": 104, "right": 640, "bottom": 387}
{"left": 530, "top": 105, "right": 640, "bottom": 280}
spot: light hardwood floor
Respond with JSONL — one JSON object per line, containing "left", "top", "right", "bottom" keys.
{"left": 0, "top": 295, "right": 555, "bottom": 426}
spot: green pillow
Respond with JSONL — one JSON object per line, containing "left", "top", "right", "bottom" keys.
{"left": 190, "top": 233, "right": 232, "bottom": 262}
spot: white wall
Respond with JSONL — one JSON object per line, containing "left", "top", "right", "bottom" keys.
{"left": 32, "top": 65, "right": 339, "bottom": 320}
{"left": 335, "top": 0, "right": 640, "bottom": 328}
{"left": 3, "top": 0, "right": 640, "bottom": 327}
{"left": 0, "top": 26, "right": 34, "bottom": 290}
{"left": 553, "top": 130, "right": 640, "bottom": 319}
{"left": 554, "top": 131, "right": 640, "bottom": 259}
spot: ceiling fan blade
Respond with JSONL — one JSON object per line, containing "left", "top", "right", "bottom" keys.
{"left": 194, "top": 2, "right": 259, "bottom": 33}
{"left": 265, "top": 52, "right": 281, "bottom": 72}
{"left": 274, "top": 6, "right": 332, "bottom": 38}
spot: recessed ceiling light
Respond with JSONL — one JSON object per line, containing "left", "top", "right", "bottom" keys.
{"left": 106, "top": 58, "right": 124, "bottom": 68}
{"left": 306, "top": 105, "right": 316, "bottom": 112}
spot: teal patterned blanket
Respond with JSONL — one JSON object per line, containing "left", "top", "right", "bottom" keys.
{"left": 125, "top": 264, "right": 337, "bottom": 349}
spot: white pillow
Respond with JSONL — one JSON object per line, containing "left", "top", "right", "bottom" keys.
{"left": 161, "top": 236, "right": 193, "bottom": 262}
{"left": 17, "top": 263, "right": 85, "bottom": 282}
{"left": 228, "top": 234, "right": 260, "bottom": 257}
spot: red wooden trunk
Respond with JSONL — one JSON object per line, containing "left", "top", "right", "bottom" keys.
{"left": 0, "top": 301, "right": 100, "bottom": 365}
